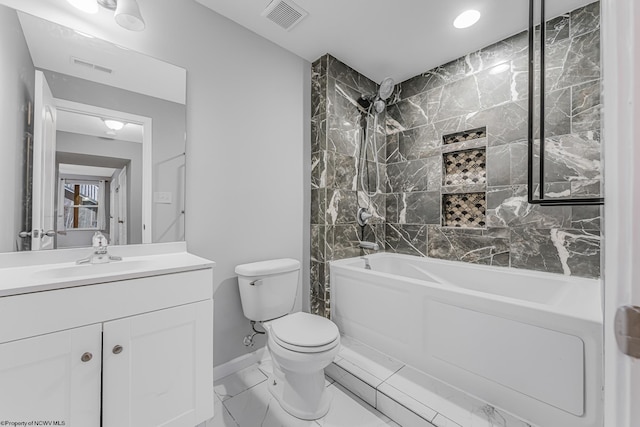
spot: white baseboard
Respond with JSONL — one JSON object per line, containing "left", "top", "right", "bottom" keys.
{"left": 213, "top": 346, "right": 268, "bottom": 381}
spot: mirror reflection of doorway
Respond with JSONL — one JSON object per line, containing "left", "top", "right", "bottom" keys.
{"left": 30, "top": 70, "right": 57, "bottom": 251}
{"left": 35, "top": 90, "right": 150, "bottom": 249}
{"left": 29, "top": 72, "right": 149, "bottom": 249}
{"left": 54, "top": 98, "right": 151, "bottom": 246}
{"left": 111, "top": 166, "right": 128, "bottom": 246}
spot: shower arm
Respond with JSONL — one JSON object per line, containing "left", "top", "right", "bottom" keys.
{"left": 526, "top": 0, "right": 604, "bottom": 207}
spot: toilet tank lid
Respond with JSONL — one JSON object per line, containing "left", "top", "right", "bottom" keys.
{"left": 235, "top": 258, "right": 300, "bottom": 277}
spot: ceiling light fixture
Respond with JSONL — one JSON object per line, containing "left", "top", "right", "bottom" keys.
{"left": 97, "top": 0, "right": 146, "bottom": 31}
{"left": 104, "top": 119, "right": 125, "bottom": 130}
{"left": 67, "top": 0, "right": 99, "bottom": 14}
{"left": 453, "top": 10, "right": 481, "bottom": 29}
{"left": 113, "top": 0, "right": 146, "bottom": 31}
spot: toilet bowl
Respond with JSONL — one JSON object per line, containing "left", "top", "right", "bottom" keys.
{"left": 234, "top": 259, "right": 341, "bottom": 420}
{"left": 264, "top": 312, "right": 340, "bottom": 420}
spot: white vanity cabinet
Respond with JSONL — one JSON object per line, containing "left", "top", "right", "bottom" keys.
{"left": 103, "top": 300, "right": 213, "bottom": 427}
{"left": 0, "top": 323, "right": 103, "bottom": 425}
{"left": 0, "top": 250, "right": 214, "bottom": 427}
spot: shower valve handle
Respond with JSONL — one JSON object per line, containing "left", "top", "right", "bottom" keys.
{"left": 357, "top": 208, "right": 373, "bottom": 226}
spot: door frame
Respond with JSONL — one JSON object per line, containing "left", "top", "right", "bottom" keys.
{"left": 54, "top": 99, "right": 152, "bottom": 244}
{"left": 116, "top": 166, "right": 128, "bottom": 245}
{"left": 31, "top": 70, "right": 57, "bottom": 251}
{"left": 602, "top": 0, "right": 639, "bottom": 426}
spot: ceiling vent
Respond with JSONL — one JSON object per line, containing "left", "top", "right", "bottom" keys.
{"left": 261, "top": 0, "right": 308, "bottom": 31}
{"left": 71, "top": 57, "right": 114, "bottom": 74}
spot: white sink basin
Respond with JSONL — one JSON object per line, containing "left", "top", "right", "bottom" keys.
{"left": 32, "top": 259, "right": 154, "bottom": 279}
{"left": 0, "top": 242, "right": 216, "bottom": 298}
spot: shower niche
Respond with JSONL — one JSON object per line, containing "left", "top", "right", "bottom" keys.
{"left": 441, "top": 128, "right": 487, "bottom": 228}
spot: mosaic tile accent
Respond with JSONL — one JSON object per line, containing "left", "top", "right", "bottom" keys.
{"left": 443, "top": 127, "right": 487, "bottom": 145}
{"left": 443, "top": 149, "right": 487, "bottom": 186}
{"left": 443, "top": 193, "right": 487, "bottom": 228}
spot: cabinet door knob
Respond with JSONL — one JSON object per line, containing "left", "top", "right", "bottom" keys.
{"left": 81, "top": 352, "right": 93, "bottom": 362}
{"left": 113, "top": 345, "right": 123, "bottom": 354}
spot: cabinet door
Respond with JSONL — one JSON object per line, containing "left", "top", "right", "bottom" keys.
{"left": 102, "top": 300, "right": 214, "bottom": 427}
{"left": 0, "top": 324, "right": 102, "bottom": 426}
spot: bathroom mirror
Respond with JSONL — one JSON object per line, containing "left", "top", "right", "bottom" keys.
{"left": 0, "top": 4, "right": 187, "bottom": 252}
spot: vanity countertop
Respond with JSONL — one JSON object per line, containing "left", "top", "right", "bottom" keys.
{"left": 0, "top": 242, "right": 214, "bottom": 297}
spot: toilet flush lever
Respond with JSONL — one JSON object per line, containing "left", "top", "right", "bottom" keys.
{"left": 249, "top": 279, "right": 263, "bottom": 286}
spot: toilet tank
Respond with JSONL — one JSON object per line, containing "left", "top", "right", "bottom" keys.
{"left": 235, "top": 258, "right": 300, "bottom": 321}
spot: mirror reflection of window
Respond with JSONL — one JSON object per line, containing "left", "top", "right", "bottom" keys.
{"left": 63, "top": 181, "right": 99, "bottom": 229}
{"left": 58, "top": 179, "right": 106, "bottom": 231}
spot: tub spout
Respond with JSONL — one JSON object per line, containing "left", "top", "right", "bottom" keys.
{"left": 359, "top": 241, "right": 379, "bottom": 251}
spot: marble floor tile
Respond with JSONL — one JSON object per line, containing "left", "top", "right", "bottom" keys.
{"left": 333, "top": 357, "right": 388, "bottom": 389}
{"left": 381, "top": 365, "right": 477, "bottom": 426}
{"left": 377, "top": 382, "right": 439, "bottom": 422}
{"left": 325, "top": 362, "right": 377, "bottom": 407}
{"left": 214, "top": 365, "right": 397, "bottom": 427}
{"left": 336, "top": 335, "right": 405, "bottom": 386}
{"left": 376, "top": 390, "right": 436, "bottom": 427}
{"left": 214, "top": 365, "right": 268, "bottom": 402}
{"left": 382, "top": 366, "right": 530, "bottom": 427}
{"left": 432, "top": 413, "right": 462, "bottom": 427}
{"left": 315, "top": 383, "right": 400, "bottom": 427}
{"left": 206, "top": 394, "right": 240, "bottom": 427}
{"left": 223, "top": 380, "right": 317, "bottom": 427}
{"left": 256, "top": 357, "right": 274, "bottom": 377}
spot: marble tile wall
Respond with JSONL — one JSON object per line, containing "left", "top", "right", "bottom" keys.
{"left": 310, "top": 2, "right": 602, "bottom": 316}
{"left": 311, "top": 54, "right": 383, "bottom": 318}
{"left": 383, "top": 1, "right": 601, "bottom": 278}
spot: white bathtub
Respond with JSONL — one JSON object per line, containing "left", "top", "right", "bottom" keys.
{"left": 330, "top": 253, "right": 603, "bottom": 427}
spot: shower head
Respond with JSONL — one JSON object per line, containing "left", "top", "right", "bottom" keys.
{"left": 378, "top": 77, "right": 395, "bottom": 101}
{"left": 373, "top": 99, "right": 386, "bottom": 114}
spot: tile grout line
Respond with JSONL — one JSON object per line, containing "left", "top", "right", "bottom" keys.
{"left": 377, "top": 386, "right": 440, "bottom": 426}
{"left": 375, "top": 369, "right": 441, "bottom": 426}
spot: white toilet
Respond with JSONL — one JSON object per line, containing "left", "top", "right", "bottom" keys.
{"left": 235, "top": 258, "right": 340, "bottom": 420}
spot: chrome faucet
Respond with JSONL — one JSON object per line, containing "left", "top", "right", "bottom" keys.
{"left": 76, "top": 232, "right": 122, "bottom": 264}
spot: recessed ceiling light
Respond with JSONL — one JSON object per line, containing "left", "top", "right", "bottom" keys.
{"left": 454, "top": 10, "right": 481, "bottom": 29}
{"left": 66, "top": 0, "right": 99, "bottom": 14}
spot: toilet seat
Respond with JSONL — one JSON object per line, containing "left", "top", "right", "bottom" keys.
{"left": 270, "top": 312, "right": 339, "bottom": 354}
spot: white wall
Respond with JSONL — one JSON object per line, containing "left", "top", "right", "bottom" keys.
{"left": 0, "top": 6, "right": 34, "bottom": 252}
{"left": 153, "top": 0, "right": 308, "bottom": 367}
{"left": 0, "top": 0, "right": 310, "bottom": 367}
{"left": 155, "top": 0, "right": 308, "bottom": 367}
